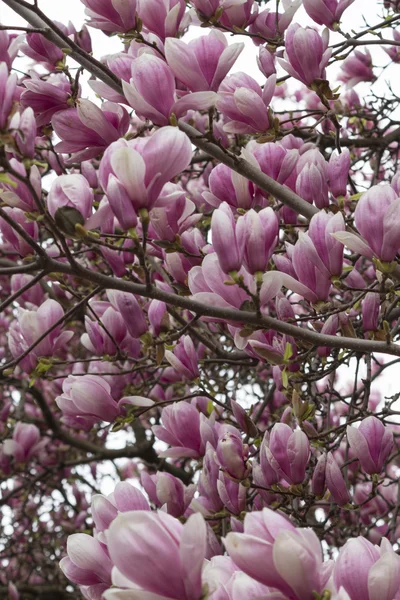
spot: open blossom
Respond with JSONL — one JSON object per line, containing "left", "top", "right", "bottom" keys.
{"left": 122, "top": 53, "right": 217, "bottom": 126}
{"left": 91, "top": 482, "right": 150, "bottom": 535}
{"left": 60, "top": 534, "right": 112, "bottom": 599}
{"left": 104, "top": 511, "right": 206, "bottom": 600}
{"left": 81, "top": 0, "right": 137, "bottom": 33}
{"left": 217, "top": 72, "right": 276, "bottom": 134}
{"left": 203, "top": 163, "right": 260, "bottom": 210}
{"left": 333, "top": 537, "right": 400, "bottom": 600}
{"left": 52, "top": 100, "right": 130, "bottom": 162}
{"left": 21, "top": 27, "right": 65, "bottom": 68}
{"left": 217, "top": 430, "right": 250, "bottom": 480}
{"left": 141, "top": 471, "right": 196, "bottom": 517}
{"left": 347, "top": 416, "right": 394, "bottom": 474}
{"left": 56, "top": 374, "right": 121, "bottom": 424}
{"left": 224, "top": 508, "right": 332, "bottom": 598}
{"left": 99, "top": 128, "right": 192, "bottom": 227}
{"left": 7, "top": 299, "right": 74, "bottom": 371}
{"left": 338, "top": 49, "right": 375, "bottom": 87}
{"left": 164, "top": 335, "right": 200, "bottom": 380}
{"left": 47, "top": 174, "right": 94, "bottom": 220}
{"left": 332, "top": 184, "right": 400, "bottom": 262}
{"left": 150, "top": 185, "right": 201, "bottom": 242}
{"left": 0, "top": 159, "right": 41, "bottom": 213}
{"left": 263, "top": 423, "right": 310, "bottom": 485}
{"left": 137, "top": 0, "right": 187, "bottom": 39}
{"left": 278, "top": 24, "right": 332, "bottom": 86}
{"left": 249, "top": 0, "right": 302, "bottom": 43}
{"left": 152, "top": 401, "right": 216, "bottom": 458}
{"left": 165, "top": 31, "right": 243, "bottom": 92}
{"left": 303, "top": 0, "right": 356, "bottom": 29}
{"left": 1, "top": 423, "right": 43, "bottom": 463}
{"left": 220, "top": 0, "right": 258, "bottom": 29}
{"left": 80, "top": 307, "right": 132, "bottom": 357}
{"left": 0, "top": 207, "right": 39, "bottom": 257}
{"left": 20, "top": 74, "right": 72, "bottom": 127}
{"left": 189, "top": 252, "right": 251, "bottom": 312}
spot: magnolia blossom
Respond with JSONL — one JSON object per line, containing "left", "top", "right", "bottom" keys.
{"left": 122, "top": 54, "right": 217, "bottom": 126}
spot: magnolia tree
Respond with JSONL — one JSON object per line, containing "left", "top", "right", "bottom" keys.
{"left": 2, "top": 0, "right": 400, "bottom": 598}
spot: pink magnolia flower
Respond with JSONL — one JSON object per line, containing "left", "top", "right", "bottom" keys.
{"left": 8, "top": 299, "right": 74, "bottom": 371}
{"left": 326, "top": 452, "right": 351, "bottom": 506}
{"left": 0, "top": 29, "right": 23, "bottom": 69}
{"left": 141, "top": 471, "right": 196, "bottom": 517}
{"left": 308, "top": 211, "right": 346, "bottom": 277}
{"left": 347, "top": 416, "right": 394, "bottom": 474}
{"left": 164, "top": 335, "right": 200, "bottom": 380}
{"left": 338, "top": 49, "right": 375, "bottom": 88}
{"left": 2, "top": 423, "right": 42, "bottom": 462}
{"left": 278, "top": 24, "right": 332, "bottom": 86}
{"left": 203, "top": 556, "right": 271, "bottom": 600}
{"left": 0, "top": 159, "right": 41, "bottom": 213}
{"left": 21, "top": 27, "right": 65, "bottom": 69}
{"left": 219, "top": 0, "right": 258, "bottom": 30}
{"left": 224, "top": 508, "right": 332, "bottom": 598}
{"left": 362, "top": 292, "right": 380, "bottom": 333}
{"left": 60, "top": 534, "right": 112, "bottom": 598}
{"left": 106, "top": 290, "right": 148, "bottom": 339}
{"left": 384, "top": 29, "right": 400, "bottom": 63}
{"left": 137, "top": 0, "right": 187, "bottom": 40}
{"left": 0, "top": 207, "right": 39, "bottom": 257}
{"left": 249, "top": 0, "right": 302, "bottom": 43}
{"left": 122, "top": 53, "right": 217, "bottom": 126}
{"left": 10, "top": 274, "right": 44, "bottom": 307}
{"left": 165, "top": 30, "right": 244, "bottom": 92}
{"left": 189, "top": 252, "right": 252, "bottom": 312}
{"left": 80, "top": 307, "right": 131, "bottom": 357}
{"left": 332, "top": 184, "right": 400, "bottom": 262}
{"left": 0, "top": 63, "right": 18, "bottom": 129}
{"left": 56, "top": 374, "right": 121, "bottom": 424}
{"left": 327, "top": 148, "right": 351, "bottom": 198}
{"left": 203, "top": 163, "right": 260, "bottom": 210}
{"left": 211, "top": 202, "right": 245, "bottom": 273}
{"left": 217, "top": 430, "right": 250, "bottom": 480}
{"left": 236, "top": 207, "right": 279, "bottom": 274}
{"left": 47, "top": 174, "right": 94, "bottom": 220}
{"left": 99, "top": 127, "right": 192, "bottom": 226}
{"left": 333, "top": 537, "right": 400, "bottom": 600}
{"left": 257, "top": 46, "right": 276, "bottom": 77}
{"left": 303, "top": 0, "right": 356, "bottom": 29}
{"left": 8, "top": 107, "right": 36, "bottom": 158}
{"left": 263, "top": 423, "right": 310, "bottom": 485}
{"left": 91, "top": 482, "right": 150, "bottom": 534}
{"left": 104, "top": 510, "right": 206, "bottom": 600}
{"left": 21, "top": 74, "right": 73, "bottom": 127}
{"left": 150, "top": 184, "right": 201, "bottom": 242}
{"left": 81, "top": 0, "right": 138, "bottom": 33}
{"left": 152, "top": 401, "right": 216, "bottom": 458}
{"left": 52, "top": 100, "right": 130, "bottom": 162}
{"left": 217, "top": 72, "right": 276, "bottom": 134}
